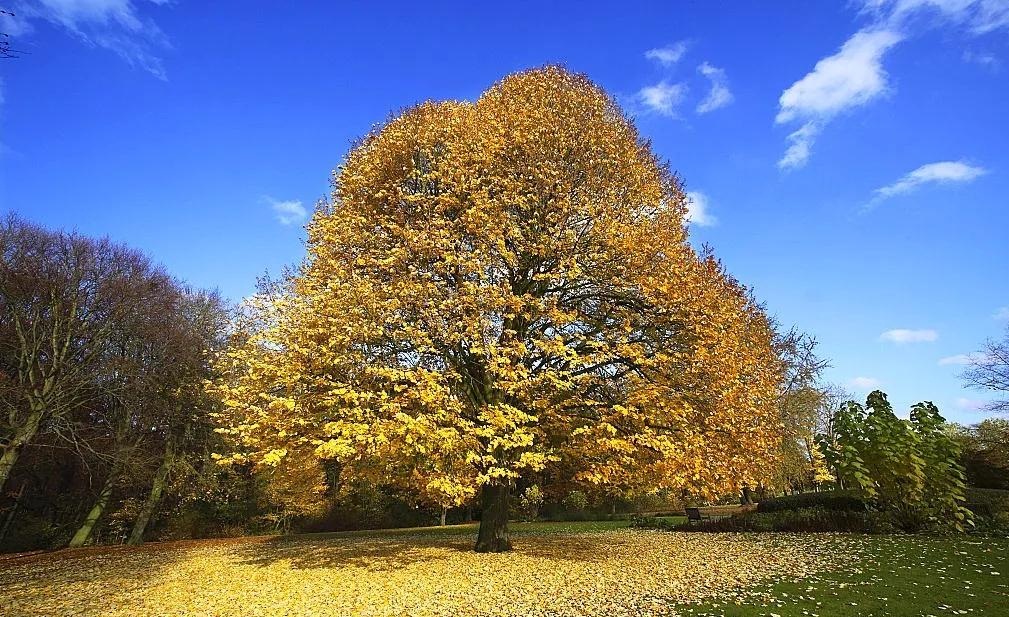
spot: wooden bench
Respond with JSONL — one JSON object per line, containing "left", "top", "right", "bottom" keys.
{"left": 685, "top": 507, "right": 709, "bottom": 525}
{"left": 685, "top": 506, "right": 734, "bottom": 524}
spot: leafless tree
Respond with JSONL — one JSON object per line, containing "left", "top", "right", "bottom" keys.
{"left": 0, "top": 215, "right": 168, "bottom": 493}
{"left": 963, "top": 327, "right": 1009, "bottom": 414}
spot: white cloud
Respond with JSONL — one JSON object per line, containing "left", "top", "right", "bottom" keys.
{"left": 695, "top": 62, "right": 733, "bottom": 113}
{"left": 777, "top": 29, "right": 902, "bottom": 126}
{"left": 992, "top": 306, "right": 1009, "bottom": 320}
{"left": 778, "top": 121, "right": 822, "bottom": 171}
{"left": 879, "top": 328, "right": 938, "bottom": 343}
{"left": 685, "top": 191, "right": 718, "bottom": 227}
{"left": 955, "top": 397, "right": 988, "bottom": 412}
{"left": 267, "top": 197, "right": 308, "bottom": 226}
{"left": 938, "top": 352, "right": 987, "bottom": 365}
{"left": 12, "top": 0, "right": 171, "bottom": 78}
{"left": 774, "top": 29, "right": 900, "bottom": 168}
{"left": 849, "top": 376, "right": 882, "bottom": 390}
{"left": 871, "top": 161, "right": 986, "bottom": 202}
{"left": 645, "top": 41, "right": 689, "bottom": 66}
{"left": 776, "top": 0, "right": 1009, "bottom": 169}
{"left": 637, "top": 81, "right": 687, "bottom": 117}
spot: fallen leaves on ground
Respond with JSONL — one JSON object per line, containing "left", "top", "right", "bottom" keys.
{"left": 0, "top": 529, "right": 862, "bottom": 617}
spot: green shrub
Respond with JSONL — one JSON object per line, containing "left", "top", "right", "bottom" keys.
{"left": 514, "top": 485, "right": 544, "bottom": 522}
{"left": 757, "top": 491, "right": 867, "bottom": 513}
{"left": 819, "top": 391, "right": 973, "bottom": 532}
{"left": 676, "top": 508, "right": 896, "bottom": 534}
{"left": 629, "top": 515, "right": 678, "bottom": 530}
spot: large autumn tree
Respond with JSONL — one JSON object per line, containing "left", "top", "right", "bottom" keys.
{"left": 215, "top": 67, "right": 783, "bottom": 552}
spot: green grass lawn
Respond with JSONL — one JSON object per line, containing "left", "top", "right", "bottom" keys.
{"left": 677, "top": 534, "right": 1009, "bottom": 617}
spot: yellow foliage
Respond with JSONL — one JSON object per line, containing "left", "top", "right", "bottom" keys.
{"left": 211, "top": 66, "right": 783, "bottom": 507}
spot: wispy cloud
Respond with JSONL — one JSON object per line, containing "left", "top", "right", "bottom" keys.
{"left": 880, "top": 328, "right": 938, "bottom": 343}
{"left": 12, "top": 0, "right": 172, "bottom": 79}
{"left": 938, "top": 352, "right": 987, "bottom": 366}
{"left": 778, "top": 122, "right": 822, "bottom": 171}
{"left": 776, "top": 0, "right": 1009, "bottom": 169}
{"left": 267, "top": 197, "right": 308, "bottom": 226}
{"left": 869, "top": 161, "right": 986, "bottom": 205}
{"left": 645, "top": 41, "right": 689, "bottom": 66}
{"left": 685, "top": 191, "right": 718, "bottom": 227}
{"left": 993, "top": 306, "right": 1009, "bottom": 320}
{"left": 849, "top": 376, "right": 882, "bottom": 390}
{"left": 637, "top": 81, "right": 687, "bottom": 117}
{"left": 963, "top": 49, "right": 1001, "bottom": 70}
{"left": 695, "top": 62, "right": 733, "bottom": 113}
{"left": 864, "top": 0, "right": 1009, "bottom": 36}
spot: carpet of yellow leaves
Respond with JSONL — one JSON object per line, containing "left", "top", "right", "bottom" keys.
{"left": 0, "top": 530, "right": 861, "bottom": 616}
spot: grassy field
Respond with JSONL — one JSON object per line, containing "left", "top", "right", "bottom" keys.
{"left": 678, "top": 534, "right": 1009, "bottom": 617}
{"left": 1, "top": 521, "right": 1005, "bottom": 616}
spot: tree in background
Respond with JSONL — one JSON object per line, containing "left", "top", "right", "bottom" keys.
{"left": 820, "top": 390, "right": 971, "bottom": 531}
{"left": 951, "top": 418, "right": 1009, "bottom": 490}
{"left": 126, "top": 290, "right": 228, "bottom": 545}
{"left": 963, "top": 326, "right": 1009, "bottom": 414}
{"left": 763, "top": 328, "right": 836, "bottom": 497}
{"left": 0, "top": 215, "right": 166, "bottom": 494}
{"left": 0, "top": 215, "right": 229, "bottom": 550}
{"left": 214, "top": 67, "right": 784, "bottom": 553}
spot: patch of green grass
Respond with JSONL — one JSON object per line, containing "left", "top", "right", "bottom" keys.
{"left": 678, "top": 535, "right": 1009, "bottom": 617}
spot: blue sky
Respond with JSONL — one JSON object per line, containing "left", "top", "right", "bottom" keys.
{"left": 1, "top": 0, "right": 1007, "bottom": 422}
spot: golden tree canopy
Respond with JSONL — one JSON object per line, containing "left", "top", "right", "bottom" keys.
{"left": 214, "top": 66, "right": 783, "bottom": 509}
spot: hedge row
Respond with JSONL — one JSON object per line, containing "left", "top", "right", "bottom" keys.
{"left": 756, "top": 491, "right": 867, "bottom": 513}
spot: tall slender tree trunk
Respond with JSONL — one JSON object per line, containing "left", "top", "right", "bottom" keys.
{"left": 127, "top": 436, "right": 176, "bottom": 546}
{"left": 0, "top": 410, "right": 43, "bottom": 494}
{"left": 69, "top": 470, "right": 118, "bottom": 548}
{"left": 474, "top": 482, "right": 511, "bottom": 553}
{"left": 439, "top": 506, "right": 448, "bottom": 527}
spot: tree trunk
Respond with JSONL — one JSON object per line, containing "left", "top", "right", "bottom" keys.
{"left": 439, "top": 506, "right": 448, "bottom": 527}
{"left": 0, "top": 411, "right": 43, "bottom": 494}
{"left": 0, "top": 448, "right": 22, "bottom": 498}
{"left": 69, "top": 471, "right": 118, "bottom": 548}
{"left": 127, "top": 437, "right": 175, "bottom": 546}
{"left": 474, "top": 483, "right": 511, "bottom": 553}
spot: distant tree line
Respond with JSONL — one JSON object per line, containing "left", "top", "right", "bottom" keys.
{"left": 0, "top": 215, "right": 227, "bottom": 549}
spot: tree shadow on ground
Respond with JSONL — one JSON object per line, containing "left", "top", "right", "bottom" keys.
{"left": 231, "top": 535, "right": 464, "bottom": 571}
{"left": 230, "top": 530, "right": 614, "bottom": 572}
